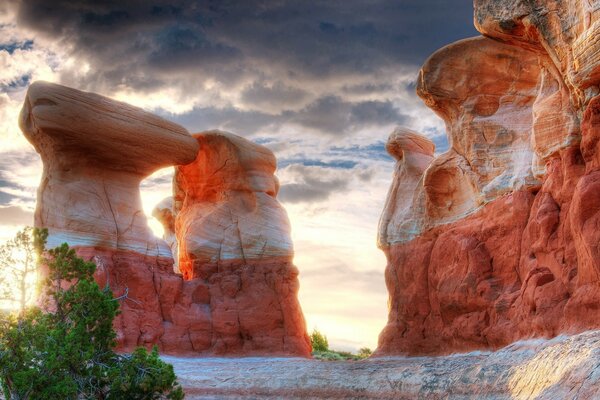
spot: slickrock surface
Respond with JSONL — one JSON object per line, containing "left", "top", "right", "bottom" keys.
{"left": 19, "top": 81, "right": 198, "bottom": 256}
{"left": 167, "top": 330, "right": 600, "bottom": 400}
{"left": 21, "top": 83, "right": 309, "bottom": 356}
{"left": 377, "top": 0, "right": 600, "bottom": 356}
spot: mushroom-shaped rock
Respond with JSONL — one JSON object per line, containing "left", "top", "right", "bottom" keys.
{"left": 377, "top": 127, "right": 434, "bottom": 247}
{"left": 173, "top": 130, "right": 293, "bottom": 278}
{"left": 19, "top": 81, "right": 199, "bottom": 256}
{"left": 417, "top": 36, "right": 540, "bottom": 223}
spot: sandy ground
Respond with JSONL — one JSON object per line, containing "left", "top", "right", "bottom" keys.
{"left": 166, "top": 330, "right": 600, "bottom": 399}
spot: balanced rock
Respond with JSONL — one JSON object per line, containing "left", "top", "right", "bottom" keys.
{"left": 159, "top": 130, "right": 310, "bottom": 355}
{"left": 19, "top": 81, "right": 198, "bottom": 256}
{"left": 378, "top": 127, "right": 434, "bottom": 246}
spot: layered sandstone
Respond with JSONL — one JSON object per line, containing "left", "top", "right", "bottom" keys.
{"left": 160, "top": 130, "right": 310, "bottom": 355}
{"left": 377, "top": 0, "right": 600, "bottom": 356}
{"left": 173, "top": 130, "right": 293, "bottom": 278}
{"left": 378, "top": 128, "right": 435, "bottom": 245}
{"left": 21, "top": 82, "right": 310, "bottom": 356}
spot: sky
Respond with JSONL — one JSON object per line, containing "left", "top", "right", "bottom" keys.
{"left": 0, "top": 0, "right": 477, "bottom": 351}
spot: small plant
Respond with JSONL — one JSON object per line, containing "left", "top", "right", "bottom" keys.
{"left": 310, "top": 328, "right": 329, "bottom": 352}
{"left": 310, "top": 328, "right": 374, "bottom": 361}
{"left": 0, "top": 228, "right": 184, "bottom": 399}
{"left": 357, "top": 347, "right": 372, "bottom": 359}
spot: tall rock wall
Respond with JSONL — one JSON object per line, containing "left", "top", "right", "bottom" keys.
{"left": 20, "top": 81, "right": 310, "bottom": 357}
{"left": 376, "top": 1, "right": 600, "bottom": 356}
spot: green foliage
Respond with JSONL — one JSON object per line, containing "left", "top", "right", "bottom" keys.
{"left": 312, "top": 349, "right": 366, "bottom": 361}
{"left": 310, "top": 328, "right": 329, "bottom": 352}
{"left": 107, "top": 347, "right": 184, "bottom": 400}
{"left": 0, "top": 228, "right": 184, "bottom": 399}
{"left": 310, "top": 328, "right": 373, "bottom": 361}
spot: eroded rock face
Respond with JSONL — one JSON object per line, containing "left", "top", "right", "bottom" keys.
{"left": 377, "top": 1, "right": 600, "bottom": 356}
{"left": 21, "top": 82, "right": 310, "bottom": 357}
{"left": 417, "top": 36, "right": 541, "bottom": 224}
{"left": 173, "top": 130, "right": 293, "bottom": 279}
{"left": 378, "top": 128, "right": 435, "bottom": 246}
{"left": 164, "top": 130, "right": 310, "bottom": 355}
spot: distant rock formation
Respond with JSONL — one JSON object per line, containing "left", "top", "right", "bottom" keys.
{"left": 377, "top": 127, "right": 435, "bottom": 246}
{"left": 377, "top": 0, "right": 600, "bottom": 356}
{"left": 20, "top": 81, "right": 310, "bottom": 357}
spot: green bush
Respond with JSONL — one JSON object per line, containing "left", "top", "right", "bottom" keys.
{"left": 310, "top": 328, "right": 329, "bottom": 352}
{"left": 357, "top": 347, "right": 372, "bottom": 359}
{"left": 0, "top": 228, "right": 184, "bottom": 399}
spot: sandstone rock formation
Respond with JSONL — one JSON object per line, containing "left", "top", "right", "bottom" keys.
{"left": 19, "top": 81, "right": 199, "bottom": 256}
{"left": 20, "top": 81, "right": 310, "bottom": 357}
{"left": 378, "top": 127, "right": 435, "bottom": 245}
{"left": 173, "top": 130, "right": 293, "bottom": 279}
{"left": 377, "top": 1, "right": 600, "bottom": 356}
{"left": 158, "top": 130, "right": 310, "bottom": 355}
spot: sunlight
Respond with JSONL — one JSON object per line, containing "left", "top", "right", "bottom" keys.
{"left": 509, "top": 339, "right": 592, "bottom": 398}
{"left": 0, "top": 227, "right": 39, "bottom": 312}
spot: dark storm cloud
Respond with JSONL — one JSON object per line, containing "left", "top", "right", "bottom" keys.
{"left": 278, "top": 165, "right": 350, "bottom": 204}
{"left": 168, "top": 96, "right": 409, "bottom": 136}
{"left": 167, "top": 106, "right": 275, "bottom": 135}
{"left": 13, "top": 0, "right": 476, "bottom": 91}
{"left": 240, "top": 81, "right": 309, "bottom": 111}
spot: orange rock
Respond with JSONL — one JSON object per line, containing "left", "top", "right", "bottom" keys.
{"left": 417, "top": 36, "right": 540, "bottom": 223}
{"left": 173, "top": 130, "right": 294, "bottom": 277}
{"left": 169, "top": 130, "right": 310, "bottom": 355}
{"left": 474, "top": 0, "right": 600, "bottom": 108}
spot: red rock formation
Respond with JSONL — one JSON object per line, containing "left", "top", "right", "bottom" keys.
{"left": 377, "top": 1, "right": 600, "bottom": 356}
{"left": 168, "top": 130, "right": 310, "bottom": 356}
{"left": 20, "top": 82, "right": 310, "bottom": 356}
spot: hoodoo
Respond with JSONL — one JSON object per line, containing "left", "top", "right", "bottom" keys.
{"left": 20, "top": 82, "right": 310, "bottom": 356}
{"left": 376, "top": 1, "right": 600, "bottom": 356}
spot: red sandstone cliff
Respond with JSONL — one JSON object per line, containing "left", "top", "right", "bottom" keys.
{"left": 19, "top": 82, "right": 310, "bottom": 357}
{"left": 376, "top": 0, "right": 600, "bottom": 356}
